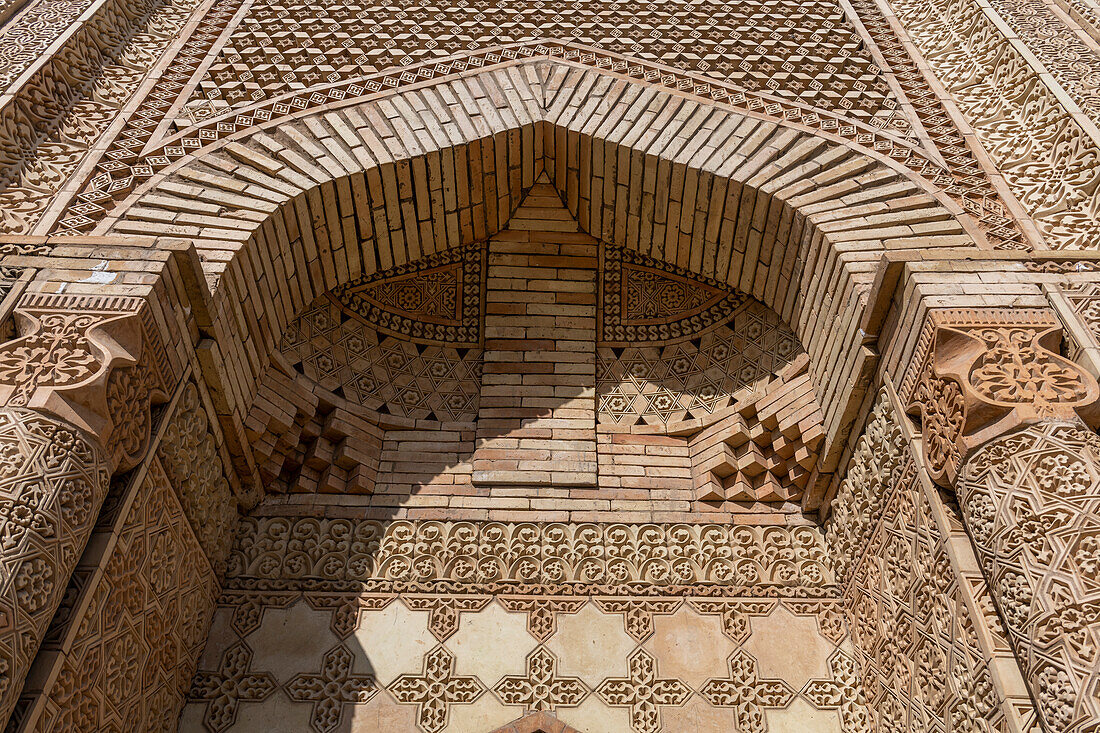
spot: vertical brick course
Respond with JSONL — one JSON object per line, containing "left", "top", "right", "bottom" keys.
{"left": 474, "top": 177, "right": 598, "bottom": 487}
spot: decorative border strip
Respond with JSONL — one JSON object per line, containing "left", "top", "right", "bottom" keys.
{"left": 226, "top": 517, "right": 836, "bottom": 591}
{"left": 57, "top": 41, "right": 1020, "bottom": 249}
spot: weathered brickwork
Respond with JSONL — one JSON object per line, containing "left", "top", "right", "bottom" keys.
{"left": 4, "top": 0, "right": 1100, "bottom": 731}
{"left": 247, "top": 178, "right": 826, "bottom": 522}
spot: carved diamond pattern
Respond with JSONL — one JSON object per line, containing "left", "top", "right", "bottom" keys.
{"left": 281, "top": 297, "right": 483, "bottom": 422}
{"left": 597, "top": 300, "right": 802, "bottom": 426}
{"left": 189, "top": 0, "right": 905, "bottom": 134}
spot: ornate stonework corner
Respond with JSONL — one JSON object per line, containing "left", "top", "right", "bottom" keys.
{"left": 0, "top": 293, "right": 175, "bottom": 472}
{"left": 903, "top": 309, "right": 1100, "bottom": 486}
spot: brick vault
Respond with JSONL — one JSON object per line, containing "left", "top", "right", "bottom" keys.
{"left": 1, "top": 1, "right": 1100, "bottom": 732}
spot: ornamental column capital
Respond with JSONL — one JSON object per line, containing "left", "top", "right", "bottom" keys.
{"left": 902, "top": 308, "right": 1100, "bottom": 486}
{"left": 0, "top": 292, "right": 176, "bottom": 472}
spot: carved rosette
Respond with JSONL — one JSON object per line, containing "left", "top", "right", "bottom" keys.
{"left": 0, "top": 408, "right": 109, "bottom": 725}
{"left": 905, "top": 309, "right": 1099, "bottom": 486}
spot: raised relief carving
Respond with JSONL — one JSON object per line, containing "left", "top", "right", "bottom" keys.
{"left": 887, "top": 0, "right": 1100, "bottom": 249}
{"left": 157, "top": 382, "right": 241, "bottom": 572}
{"left": 226, "top": 518, "right": 835, "bottom": 593}
{"left": 189, "top": 641, "right": 278, "bottom": 732}
{"left": 0, "top": 294, "right": 173, "bottom": 472}
{"left": 387, "top": 645, "right": 486, "bottom": 733}
{"left": 828, "top": 388, "right": 1035, "bottom": 730}
{"left": 905, "top": 309, "right": 1100, "bottom": 485}
{"left": 599, "top": 245, "right": 749, "bottom": 345}
{"left": 284, "top": 643, "right": 378, "bottom": 733}
{"left": 959, "top": 422, "right": 1100, "bottom": 730}
{"left": 25, "top": 458, "right": 218, "bottom": 732}
{"left": 697, "top": 650, "right": 796, "bottom": 730}
{"left": 64, "top": 0, "right": 1021, "bottom": 252}
{"left": 593, "top": 647, "right": 692, "bottom": 733}
{"left": 492, "top": 646, "right": 590, "bottom": 713}
{"left": 0, "top": 0, "right": 206, "bottom": 235}
{"left": 332, "top": 243, "right": 484, "bottom": 346}
{"left": 0, "top": 409, "right": 109, "bottom": 726}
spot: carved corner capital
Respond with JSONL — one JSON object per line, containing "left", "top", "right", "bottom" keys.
{"left": 0, "top": 294, "right": 175, "bottom": 471}
{"left": 902, "top": 309, "right": 1100, "bottom": 486}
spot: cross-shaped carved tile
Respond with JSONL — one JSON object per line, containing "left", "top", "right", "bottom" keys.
{"left": 594, "top": 598, "right": 681, "bottom": 642}
{"left": 800, "top": 651, "right": 872, "bottom": 731}
{"left": 285, "top": 643, "right": 378, "bottom": 733}
{"left": 189, "top": 641, "right": 277, "bottom": 732}
{"left": 594, "top": 647, "right": 692, "bottom": 733}
{"left": 698, "top": 650, "right": 795, "bottom": 733}
{"left": 687, "top": 598, "right": 777, "bottom": 644}
{"left": 388, "top": 644, "right": 487, "bottom": 733}
{"left": 493, "top": 646, "right": 590, "bottom": 712}
{"left": 499, "top": 597, "right": 586, "bottom": 641}
{"left": 403, "top": 595, "right": 491, "bottom": 641}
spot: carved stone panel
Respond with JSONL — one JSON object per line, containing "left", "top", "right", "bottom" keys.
{"left": 0, "top": 409, "right": 109, "bottom": 726}
{"left": 21, "top": 458, "right": 219, "bottom": 731}
{"left": 959, "top": 422, "right": 1100, "bottom": 730}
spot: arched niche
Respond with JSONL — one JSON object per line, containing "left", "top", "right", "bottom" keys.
{"left": 104, "top": 59, "right": 981, "bottom": 509}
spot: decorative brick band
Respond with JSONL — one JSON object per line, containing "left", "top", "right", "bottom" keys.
{"left": 227, "top": 517, "right": 834, "bottom": 593}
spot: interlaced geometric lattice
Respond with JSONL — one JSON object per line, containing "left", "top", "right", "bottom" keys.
{"left": 280, "top": 296, "right": 483, "bottom": 423}
{"left": 186, "top": 0, "right": 908, "bottom": 135}
{"left": 597, "top": 302, "right": 802, "bottom": 426}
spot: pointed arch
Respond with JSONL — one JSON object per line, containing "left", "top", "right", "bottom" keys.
{"left": 103, "top": 58, "right": 980, "bottom": 479}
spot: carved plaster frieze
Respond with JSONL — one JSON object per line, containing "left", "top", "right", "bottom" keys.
{"left": 227, "top": 518, "right": 835, "bottom": 594}
{"left": 904, "top": 308, "right": 1100, "bottom": 485}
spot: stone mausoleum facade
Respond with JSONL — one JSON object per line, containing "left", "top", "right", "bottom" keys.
{"left": 2, "top": 0, "right": 1100, "bottom": 731}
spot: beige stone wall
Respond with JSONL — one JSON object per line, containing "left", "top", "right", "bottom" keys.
{"left": 177, "top": 505, "right": 863, "bottom": 733}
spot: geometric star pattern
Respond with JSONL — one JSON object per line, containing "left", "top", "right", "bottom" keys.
{"left": 597, "top": 301, "right": 802, "bottom": 426}
{"left": 180, "top": 594, "right": 873, "bottom": 732}
{"left": 186, "top": 0, "right": 908, "bottom": 137}
{"left": 280, "top": 296, "right": 483, "bottom": 422}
